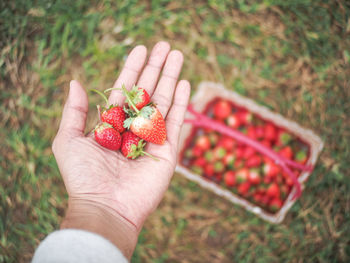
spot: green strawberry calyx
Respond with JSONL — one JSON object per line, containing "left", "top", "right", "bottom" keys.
{"left": 127, "top": 139, "right": 159, "bottom": 161}
{"left": 123, "top": 105, "right": 154, "bottom": 129}
{"left": 104, "top": 85, "right": 145, "bottom": 107}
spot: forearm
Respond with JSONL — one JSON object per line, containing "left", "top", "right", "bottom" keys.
{"left": 61, "top": 199, "right": 139, "bottom": 260}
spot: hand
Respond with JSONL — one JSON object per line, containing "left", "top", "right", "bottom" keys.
{"left": 52, "top": 42, "right": 190, "bottom": 259}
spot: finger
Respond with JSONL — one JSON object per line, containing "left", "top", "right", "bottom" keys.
{"left": 151, "top": 50, "right": 184, "bottom": 117}
{"left": 58, "top": 80, "right": 88, "bottom": 137}
{"left": 137, "top": 41, "right": 171, "bottom": 96}
{"left": 108, "top": 45, "right": 147, "bottom": 106}
{"left": 165, "top": 80, "right": 191, "bottom": 148}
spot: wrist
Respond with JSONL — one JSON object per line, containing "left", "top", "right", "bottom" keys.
{"left": 61, "top": 198, "right": 139, "bottom": 260}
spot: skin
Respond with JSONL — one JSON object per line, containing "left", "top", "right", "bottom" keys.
{"left": 52, "top": 41, "right": 191, "bottom": 260}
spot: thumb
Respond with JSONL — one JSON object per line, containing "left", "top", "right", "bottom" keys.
{"left": 58, "top": 80, "right": 88, "bottom": 137}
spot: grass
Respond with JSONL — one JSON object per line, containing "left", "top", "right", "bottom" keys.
{"left": 1, "top": 0, "right": 350, "bottom": 262}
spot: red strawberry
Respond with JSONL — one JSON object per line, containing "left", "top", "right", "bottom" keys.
{"left": 224, "top": 171, "right": 236, "bottom": 187}
{"left": 266, "top": 183, "right": 280, "bottom": 198}
{"left": 243, "top": 146, "right": 256, "bottom": 159}
{"left": 264, "top": 123, "right": 277, "bottom": 141}
{"left": 255, "top": 126, "right": 265, "bottom": 140}
{"left": 192, "top": 146, "right": 203, "bottom": 158}
{"left": 204, "top": 163, "right": 215, "bottom": 177}
{"left": 226, "top": 113, "right": 240, "bottom": 128}
{"left": 234, "top": 159, "right": 244, "bottom": 169}
{"left": 261, "top": 139, "right": 271, "bottom": 148}
{"left": 90, "top": 89, "right": 126, "bottom": 133}
{"left": 121, "top": 131, "right": 156, "bottom": 159}
{"left": 235, "top": 147, "right": 245, "bottom": 159}
{"left": 94, "top": 122, "right": 121, "bottom": 151}
{"left": 279, "top": 146, "right": 293, "bottom": 160}
{"left": 193, "top": 157, "right": 206, "bottom": 167}
{"left": 223, "top": 152, "right": 235, "bottom": 167}
{"left": 246, "top": 155, "right": 262, "bottom": 168}
{"left": 124, "top": 85, "right": 150, "bottom": 110}
{"left": 248, "top": 169, "right": 261, "bottom": 185}
{"left": 253, "top": 193, "right": 263, "bottom": 204}
{"left": 195, "top": 135, "right": 211, "bottom": 151}
{"left": 269, "top": 198, "right": 283, "bottom": 212}
{"left": 237, "top": 111, "right": 252, "bottom": 125}
{"left": 236, "top": 168, "right": 249, "bottom": 183}
{"left": 213, "top": 100, "right": 231, "bottom": 119}
{"left": 280, "top": 184, "right": 289, "bottom": 200}
{"left": 295, "top": 150, "right": 307, "bottom": 164}
{"left": 247, "top": 126, "right": 257, "bottom": 139}
{"left": 101, "top": 106, "right": 126, "bottom": 133}
{"left": 124, "top": 105, "right": 166, "bottom": 144}
{"left": 238, "top": 182, "right": 251, "bottom": 196}
{"left": 219, "top": 136, "right": 236, "bottom": 151}
{"left": 263, "top": 161, "right": 280, "bottom": 178}
{"left": 276, "top": 130, "right": 292, "bottom": 146}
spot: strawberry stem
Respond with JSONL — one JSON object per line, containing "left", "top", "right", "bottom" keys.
{"left": 142, "top": 151, "right": 159, "bottom": 161}
{"left": 103, "top": 87, "right": 120, "bottom": 93}
{"left": 90, "top": 89, "right": 109, "bottom": 105}
{"left": 121, "top": 84, "right": 140, "bottom": 114}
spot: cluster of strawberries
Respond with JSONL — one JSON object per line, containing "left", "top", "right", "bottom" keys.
{"left": 93, "top": 85, "right": 166, "bottom": 159}
{"left": 181, "top": 99, "right": 309, "bottom": 213}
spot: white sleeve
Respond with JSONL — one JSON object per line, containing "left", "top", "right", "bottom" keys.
{"left": 32, "top": 229, "right": 128, "bottom": 263}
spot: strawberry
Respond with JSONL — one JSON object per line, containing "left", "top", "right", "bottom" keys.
{"left": 123, "top": 85, "right": 150, "bottom": 110}
{"left": 261, "top": 139, "right": 271, "bottom": 148}
{"left": 246, "top": 155, "right": 262, "bottom": 168}
{"left": 213, "top": 100, "right": 231, "bottom": 119}
{"left": 269, "top": 198, "right": 283, "bottom": 213}
{"left": 219, "top": 136, "right": 236, "bottom": 151}
{"left": 204, "top": 163, "right": 215, "bottom": 177}
{"left": 266, "top": 183, "right": 280, "bottom": 198}
{"left": 237, "top": 111, "right": 252, "bottom": 125}
{"left": 195, "top": 135, "right": 211, "bottom": 151}
{"left": 214, "top": 161, "right": 225, "bottom": 173}
{"left": 204, "top": 151, "right": 214, "bottom": 162}
{"left": 226, "top": 113, "right": 240, "bottom": 128}
{"left": 224, "top": 171, "right": 236, "bottom": 187}
{"left": 213, "top": 146, "right": 227, "bottom": 160}
{"left": 191, "top": 165, "right": 203, "bottom": 175}
{"left": 94, "top": 122, "right": 121, "bottom": 151}
{"left": 243, "top": 146, "right": 256, "bottom": 159}
{"left": 90, "top": 89, "right": 126, "bottom": 133}
{"left": 255, "top": 125, "right": 265, "bottom": 140}
{"left": 101, "top": 106, "right": 126, "bottom": 133}
{"left": 236, "top": 168, "right": 249, "bottom": 183}
{"left": 238, "top": 182, "right": 251, "bottom": 196}
{"left": 248, "top": 169, "right": 261, "bottom": 185}
{"left": 193, "top": 157, "right": 206, "bottom": 167}
{"left": 124, "top": 105, "right": 166, "bottom": 144}
{"left": 208, "top": 132, "right": 219, "bottom": 145}
{"left": 234, "top": 159, "right": 244, "bottom": 169}
{"left": 234, "top": 147, "right": 245, "bottom": 159}
{"left": 280, "top": 184, "right": 289, "bottom": 200}
{"left": 276, "top": 130, "right": 292, "bottom": 146}
{"left": 120, "top": 131, "right": 156, "bottom": 159}
{"left": 279, "top": 146, "right": 293, "bottom": 160}
{"left": 263, "top": 161, "right": 280, "bottom": 178}
{"left": 192, "top": 146, "right": 203, "bottom": 158}
{"left": 264, "top": 123, "right": 277, "bottom": 141}
{"left": 223, "top": 152, "right": 235, "bottom": 167}
{"left": 247, "top": 126, "right": 257, "bottom": 139}
{"left": 295, "top": 150, "right": 307, "bottom": 164}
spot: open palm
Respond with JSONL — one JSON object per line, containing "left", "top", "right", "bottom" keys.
{"left": 52, "top": 42, "right": 190, "bottom": 232}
